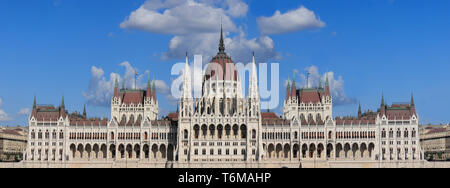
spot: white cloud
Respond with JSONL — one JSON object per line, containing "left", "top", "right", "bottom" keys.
{"left": 257, "top": 6, "right": 325, "bottom": 35}
{"left": 83, "top": 62, "right": 171, "bottom": 107}
{"left": 0, "top": 98, "right": 11, "bottom": 122}
{"left": 224, "top": 0, "right": 248, "bottom": 18}
{"left": 290, "top": 66, "right": 356, "bottom": 106}
{"left": 0, "top": 110, "right": 11, "bottom": 122}
{"left": 18, "top": 108, "right": 31, "bottom": 116}
{"left": 120, "top": 0, "right": 237, "bottom": 35}
{"left": 121, "top": 0, "right": 278, "bottom": 63}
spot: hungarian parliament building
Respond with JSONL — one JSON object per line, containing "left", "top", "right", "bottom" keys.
{"left": 23, "top": 30, "right": 424, "bottom": 168}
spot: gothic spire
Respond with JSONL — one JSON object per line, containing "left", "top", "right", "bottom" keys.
{"left": 358, "top": 102, "right": 362, "bottom": 118}
{"left": 61, "top": 95, "right": 65, "bottom": 109}
{"left": 182, "top": 52, "right": 192, "bottom": 99}
{"left": 381, "top": 92, "right": 385, "bottom": 107}
{"left": 319, "top": 77, "right": 322, "bottom": 89}
{"left": 219, "top": 21, "right": 225, "bottom": 53}
{"left": 411, "top": 93, "right": 415, "bottom": 107}
{"left": 248, "top": 52, "right": 259, "bottom": 99}
{"left": 33, "top": 95, "right": 37, "bottom": 109}
{"left": 83, "top": 104, "right": 87, "bottom": 118}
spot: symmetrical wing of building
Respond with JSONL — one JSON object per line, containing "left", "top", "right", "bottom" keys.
{"left": 24, "top": 29, "right": 424, "bottom": 166}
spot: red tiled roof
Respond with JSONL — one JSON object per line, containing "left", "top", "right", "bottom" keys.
{"left": 261, "top": 112, "right": 279, "bottom": 120}
{"left": 299, "top": 90, "right": 322, "bottom": 104}
{"left": 205, "top": 56, "right": 238, "bottom": 81}
{"left": 120, "top": 91, "right": 145, "bottom": 105}
{"left": 167, "top": 113, "right": 179, "bottom": 121}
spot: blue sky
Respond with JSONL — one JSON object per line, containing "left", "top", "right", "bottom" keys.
{"left": 0, "top": 0, "right": 449, "bottom": 126}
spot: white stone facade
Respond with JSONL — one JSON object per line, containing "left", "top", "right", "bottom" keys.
{"left": 23, "top": 32, "right": 424, "bottom": 167}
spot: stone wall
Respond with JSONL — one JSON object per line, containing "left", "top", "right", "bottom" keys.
{"left": 2, "top": 161, "right": 450, "bottom": 168}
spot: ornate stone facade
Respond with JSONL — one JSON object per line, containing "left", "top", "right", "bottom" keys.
{"left": 420, "top": 125, "right": 450, "bottom": 161}
{"left": 0, "top": 127, "right": 27, "bottom": 162}
{"left": 23, "top": 29, "right": 424, "bottom": 167}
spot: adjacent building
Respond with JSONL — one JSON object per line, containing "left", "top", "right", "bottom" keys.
{"left": 0, "top": 127, "right": 27, "bottom": 162}
{"left": 420, "top": 125, "right": 450, "bottom": 161}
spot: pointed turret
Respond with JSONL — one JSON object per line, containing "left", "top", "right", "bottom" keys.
{"left": 411, "top": 93, "right": 416, "bottom": 115}
{"left": 286, "top": 80, "right": 291, "bottom": 101}
{"left": 325, "top": 73, "right": 330, "bottom": 96}
{"left": 291, "top": 73, "right": 297, "bottom": 98}
{"left": 83, "top": 104, "right": 87, "bottom": 119}
{"left": 181, "top": 52, "right": 192, "bottom": 99}
{"left": 319, "top": 78, "right": 323, "bottom": 89}
{"left": 33, "top": 96, "right": 37, "bottom": 109}
{"left": 358, "top": 103, "right": 362, "bottom": 118}
{"left": 60, "top": 96, "right": 66, "bottom": 118}
{"left": 146, "top": 76, "right": 152, "bottom": 98}
{"left": 61, "top": 96, "right": 65, "bottom": 109}
{"left": 32, "top": 96, "right": 37, "bottom": 118}
{"left": 380, "top": 92, "right": 386, "bottom": 115}
{"left": 114, "top": 77, "right": 119, "bottom": 97}
{"left": 248, "top": 52, "right": 259, "bottom": 99}
{"left": 152, "top": 81, "right": 156, "bottom": 101}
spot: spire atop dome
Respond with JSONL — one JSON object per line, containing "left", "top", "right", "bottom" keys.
{"left": 219, "top": 21, "right": 225, "bottom": 53}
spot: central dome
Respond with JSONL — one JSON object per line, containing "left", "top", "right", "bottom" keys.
{"left": 204, "top": 26, "right": 238, "bottom": 82}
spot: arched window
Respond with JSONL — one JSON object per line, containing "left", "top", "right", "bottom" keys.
{"left": 382, "top": 129, "right": 386, "bottom": 138}
{"left": 308, "top": 114, "right": 313, "bottom": 122}
{"left": 201, "top": 125, "right": 208, "bottom": 137}
{"left": 129, "top": 115, "right": 135, "bottom": 124}
{"left": 316, "top": 114, "right": 322, "bottom": 122}
{"left": 233, "top": 125, "right": 239, "bottom": 137}
{"left": 240, "top": 125, "right": 247, "bottom": 139}
{"left": 225, "top": 125, "right": 231, "bottom": 137}
{"left": 209, "top": 125, "right": 215, "bottom": 137}
{"left": 144, "top": 132, "right": 148, "bottom": 140}
{"left": 121, "top": 115, "right": 127, "bottom": 123}
{"left": 184, "top": 129, "right": 189, "bottom": 139}
{"left": 194, "top": 125, "right": 200, "bottom": 139}
{"left": 217, "top": 125, "right": 223, "bottom": 139}
{"left": 404, "top": 129, "right": 409, "bottom": 138}
{"left": 110, "top": 132, "right": 115, "bottom": 140}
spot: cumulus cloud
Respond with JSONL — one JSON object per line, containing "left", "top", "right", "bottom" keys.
{"left": 290, "top": 66, "right": 356, "bottom": 106}
{"left": 121, "top": 0, "right": 278, "bottom": 63}
{"left": 120, "top": 0, "right": 237, "bottom": 35}
{"left": 83, "top": 62, "right": 171, "bottom": 107}
{"left": 257, "top": 6, "right": 325, "bottom": 35}
{"left": 0, "top": 97, "right": 11, "bottom": 122}
{"left": 18, "top": 108, "right": 31, "bottom": 116}
{"left": 0, "top": 110, "right": 11, "bottom": 122}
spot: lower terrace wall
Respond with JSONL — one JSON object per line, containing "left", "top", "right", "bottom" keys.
{"left": 1, "top": 161, "right": 449, "bottom": 168}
